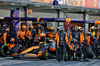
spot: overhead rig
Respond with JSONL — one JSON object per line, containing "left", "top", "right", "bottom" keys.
{"left": 4, "top": 17, "right": 95, "bottom": 23}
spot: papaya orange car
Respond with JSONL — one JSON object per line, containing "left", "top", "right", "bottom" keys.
{"left": 12, "top": 33, "right": 56, "bottom": 60}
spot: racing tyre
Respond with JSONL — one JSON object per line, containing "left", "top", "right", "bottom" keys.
{"left": 86, "top": 46, "right": 93, "bottom": 58}
{"left": 0, "top": 44, "right": 9, "bottom": 57}
{"left": 39, "top": 47, "right": 48, "bottom": 60}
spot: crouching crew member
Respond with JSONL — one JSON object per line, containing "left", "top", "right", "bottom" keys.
{"left": 48, "top": 26, "right": 55, "bottom": 41}
{"left": 55, "top": 26, "right": 69, "bottom": 62}
{"left": 87, "top": 32, "right": 98, "bottom": 58}
{"left": 7, "top": 38, "right": 15, "bottom": 50}
{"left": 26, "top": 25, "right": 34, "bottom": 48}
{"left": 39, "top": 33, "right": 46, "bottom": 43}
{"left": 69, "top": 27, "right": 83, "bottom": 61}
{"left": 17, "top": 25, "right": 26, "bottom": 50}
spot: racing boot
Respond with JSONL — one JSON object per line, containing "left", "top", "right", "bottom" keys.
{"left": 71, "top": 56, "right": 73, "bottom": 61}
{"left": 80, "top": 54, "right": 84, "bottom": 61}
{"left": 93, "top": 55, "right": 97, "bottom": 59}
{"left": 83, "top": 58, "right": 90, "bottom": 62}
{"left": 80, "top": 57, "right": 83, "bottom": 61}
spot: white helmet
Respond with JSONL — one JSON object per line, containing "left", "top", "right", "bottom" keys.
{"left": 59, "top": 26, "right": 65, "bottom": 31}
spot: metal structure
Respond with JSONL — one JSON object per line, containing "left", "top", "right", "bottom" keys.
{"left": 4, "top": 17, "right": 95, "bottom": 23}
{"left": 0, "top": 0, "right": 98, "bottom": 44}
{"left": 0, "top": 0, "right": 100, "bottom": 11}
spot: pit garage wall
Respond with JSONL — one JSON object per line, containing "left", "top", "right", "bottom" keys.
{"left": 0, "top": 9, "right": 88, "bottom": 32}
{"left": 60, "top": 12, "right": 83, "bottom": 29}
{"left": 89, "top": 15, "right": 100, "bottom": 21}
{"left": 0, "top": 9, "right": 100, "bottom": 32}
{"left": 0, "top": 9, "right": 58, "bottom": 32}
{"left": 89, "top": 15, "right": 100, "bottom": 29}
{"left": 32, "top": 12, "right": 84, "bottom": 31}
{"left": 0, "top": 9, "right": 10, "bottom": 17}
{"left": 32, "top": 12, "right": 58, "bottom": 32}
{"left": 0, "top": 9, "right": 25, "bottom": 17}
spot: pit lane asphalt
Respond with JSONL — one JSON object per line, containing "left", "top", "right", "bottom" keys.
{"left": 0, "top": 57, "right": 100, "bottom": 66}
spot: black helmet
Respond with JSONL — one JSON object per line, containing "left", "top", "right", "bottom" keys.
{"left": 57, "top": 26, "right": 60, "bottom": 31}
{"left": 29, "top": 25, "right": 31, "bottom": 29}
{"left": 74, "top": 27, "right": 78, "bottom": 32}
{"left": 59, "top": 26, "right": 65, "bottom": 31}
{"left": 71, "top": 38, "right": 78, "bottom": 43}
{"left": 3, "top": 23, "right": 7, "bottom": 28}
{"left": 72, "top": 27, "right": 75, "bottom": 32}
{"left": 87, "top": 32, "right": 91, "bottom": 35}
{"left": 80, "top": 27, "right": 84, "bottom": 32}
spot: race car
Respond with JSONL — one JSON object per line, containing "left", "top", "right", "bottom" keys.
{"left": 12, "top": 33, "right": 56, "bottom": 60}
